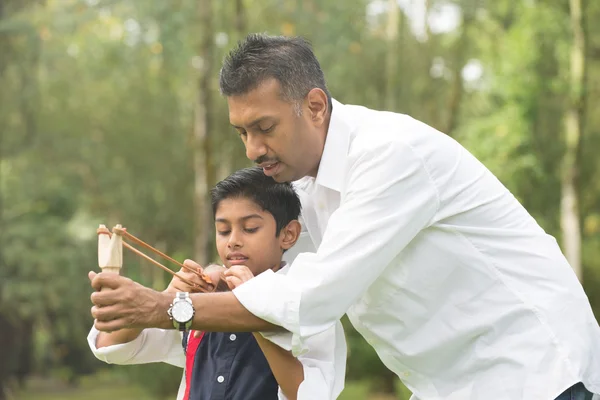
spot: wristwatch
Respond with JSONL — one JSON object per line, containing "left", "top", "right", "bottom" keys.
{"left": 167, "top": 292, "right": 195, "bottom": 331}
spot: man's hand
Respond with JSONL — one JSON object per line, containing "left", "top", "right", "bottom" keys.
{"left": 223, "top": 265, "right": 255, "bottom": 290}
{"left": 89, "top": 271, "right": 171, "bottom": 332}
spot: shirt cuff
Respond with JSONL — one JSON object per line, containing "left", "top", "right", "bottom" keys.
{"left": 259, "top": 330, "right": 293, "bottom": 351}
{"left": 87, "top": 326, "right": 146, "bottom": 364}
{"left": 232, "top": 269, "right": 307, "bottom": 356}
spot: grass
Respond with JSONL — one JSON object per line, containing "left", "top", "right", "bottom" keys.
{"left": 13, "top": 373, "right": 406, "bottom": 400}
{"left": 13, "top": 374, "right": 155, "bottom": 400}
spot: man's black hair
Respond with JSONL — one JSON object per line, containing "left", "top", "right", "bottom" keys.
{"left": 211, "top": 167, "right": 301, "bottom": 235}
{"left": 219, "top": 33, "right": 332, "bottom": 113}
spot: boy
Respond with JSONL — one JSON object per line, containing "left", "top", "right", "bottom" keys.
{"left": 87, "top": 167, "right": 346, "bottom": 400}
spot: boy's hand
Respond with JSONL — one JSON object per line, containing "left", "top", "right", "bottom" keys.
{"left": 164, "top": 259, "right": 222, "bottom": 293}
{"left": 223, "top": 265, "right": 254, "bottom": 290}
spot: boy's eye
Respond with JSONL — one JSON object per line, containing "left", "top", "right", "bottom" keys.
{"left": 245, "top": 227, "right": 259, "bottom": 233}
{"left": 217, "top": 230, "right": 231, "bottom": 236}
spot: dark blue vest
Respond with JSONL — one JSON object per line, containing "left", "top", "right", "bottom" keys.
{"left": 188, "top": 332, "right": 279, "bottom": 400}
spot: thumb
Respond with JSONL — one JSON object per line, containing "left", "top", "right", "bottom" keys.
{"left": 88, "top": 271, "right": 97, "bottom": 282}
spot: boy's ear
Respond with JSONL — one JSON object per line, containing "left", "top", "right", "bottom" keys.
{"left": 280, "top": 220, "right": 301, "bottom": 250}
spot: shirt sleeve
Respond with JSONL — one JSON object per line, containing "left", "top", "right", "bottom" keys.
{"left": 87, "top": 326, "right": 186, "bottom": 368}
{"left": 233, "top": 139, "right": 439, "bottom": 356}
{"left": 260, "top": 320, "right": 347, "bottom": 400}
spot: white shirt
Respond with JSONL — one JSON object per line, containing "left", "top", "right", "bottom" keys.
{"left": 232, "top": 99, "right": 600, "bottom": 399}
{"left": 87, "top": 264, "right": 347, "bottom": 400}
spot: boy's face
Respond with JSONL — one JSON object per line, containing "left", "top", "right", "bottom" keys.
{"left": 214, "top": 197, "right": 298, "bottom": 276}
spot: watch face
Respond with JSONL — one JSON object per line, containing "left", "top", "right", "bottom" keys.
{"left": 171, "top": 301, "right": 194, "bottom": 323}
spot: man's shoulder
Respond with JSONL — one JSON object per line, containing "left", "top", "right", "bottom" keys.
{"left": 335, "top": 101, "right": 450, "bottom": 156}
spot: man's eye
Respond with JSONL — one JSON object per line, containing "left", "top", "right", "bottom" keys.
{"left": 245, "top": 227, "right": 259, "bottom": 233}
{"left": 217, "top": 230, "right": 230, "bottom": 236}
{"left": 259, "top": 125, "right": 274, "bottom": 133}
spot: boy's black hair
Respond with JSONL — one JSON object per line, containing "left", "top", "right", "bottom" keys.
{"left": 210, "top": 167, "right": 301, "bottom": 235}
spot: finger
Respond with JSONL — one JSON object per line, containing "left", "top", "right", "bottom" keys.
{"left": 91, "top": 305, "right": 105, "bottom": 320}
{"left": 225, "top": 266, "right": 253, "bottom": 281}
{"left": 88, "top": 271, "right": 97, "bottom": 283}
{"left": 183, "top": 259, "right": 203, "bottom": 273}
{"left": 205, "top": 269, "right": 223, "bottom": 286}
{"left": 90, "top": 272, "right": 122, "bottom": 292}
{"left": 225, "top": 276, "right": 244, "bottom": 289}
{"left": 92, "top": 303, "right": 127, "bottom": 323}
{"left": 224, "top": 265, "right": 251, "bottom": 276}
{"left": 182, "top": 260, "right": 215, "bottom": 290}
{"left": 169, "top": 279, "right": 212, "bottom": 293}
{"left": 91, "top": 288, "right": 122, "bottom": 307}
{"left": 226, "top": 277, "right": 236, "bottom": 291}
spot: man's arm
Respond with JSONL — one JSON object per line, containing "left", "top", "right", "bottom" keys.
{"left": 230, "top": 137, "right": 440, "bottom": 354}
{"left": 90, "top": 272, "right": 277, "bottom": 333}
{"left": 91, "top": 137, "right": 438, "bottom": 348}
{"left": 92, "top": 265, "right": 215, "bottom": 348}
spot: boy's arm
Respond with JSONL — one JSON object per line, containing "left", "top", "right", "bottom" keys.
{"left": 225, "top": 266, "right": 346, "bottom": 400}
{"left": 261, "top": 321, "right": 346, "bottom": 400}
{"left": 88, "top": 326, "right": 185, "bottom": 367}
{"left": 95, "top": 327, "right": 144, "bottom": 349}
{"left": 89, "top": 266, "right": 211, "bottom": 366}
{"left": 252, "top": 333, "right": 304, "bottom": 399}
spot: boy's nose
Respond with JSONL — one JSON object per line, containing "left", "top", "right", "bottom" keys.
{"left": 227, "top": 233, "right": 243, "bottom": 249}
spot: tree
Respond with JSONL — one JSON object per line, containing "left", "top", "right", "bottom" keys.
{"left": 192, "top": 0, "right": 215, "bottom": 264}
{"left": 561, "top": 0, "right": 587, "bottom": 281}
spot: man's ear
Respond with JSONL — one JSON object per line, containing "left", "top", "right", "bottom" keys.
{"left": 280, "top": 220, "right": 302, "bottom": 251}
{"left": 305, "top": 88, "right": 328, "bottom": 127}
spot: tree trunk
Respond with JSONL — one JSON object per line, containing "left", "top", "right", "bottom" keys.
{"left": 235, "top": 0, "right": 246, "bottom": 35}
{"left": 444, "top": 3, "right": 476, "bottom": 137}
{"left": 215, "top": 0, "right": 247, "bottom": 182}
{"left": 192, "top": 0, "right": 214, "bottom": 263}
{"left": 384, "top": 0, "right": 399, "bottom": 111}
{"left": 561, "top": 0, "right": 586, "bottom": 281}
{"left": 0, "top": 0, "right": 7, "bottom": 275}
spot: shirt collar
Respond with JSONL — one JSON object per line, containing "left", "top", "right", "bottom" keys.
{"left": 314, "top": 98, "right": 352, "bottom": 192}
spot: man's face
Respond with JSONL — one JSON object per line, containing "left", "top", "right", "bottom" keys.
{"left": 214, "top": 197, "right": 287, "bottom": 276}
{"left": 227, "top": 79, "right": 325, "bottom": 182}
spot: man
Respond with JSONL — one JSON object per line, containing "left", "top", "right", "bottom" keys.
{"left": 90, "top": 33, "right": 600, "bottom": 399}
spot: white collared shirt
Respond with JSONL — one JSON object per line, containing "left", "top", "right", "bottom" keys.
{"left": 232, "top": 99, "right": 600, "bottom": 399}
{"left": 87, "top": 264, "right": 346, "bottom": 400}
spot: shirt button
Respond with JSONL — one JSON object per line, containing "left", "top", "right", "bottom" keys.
{"left": 217, "top": 376, "right": 224, "bottom": 383}
{"left": 229, "top": 334, "right": 236, "bottom": 341}
{"left": 404, "top": 372, "right": 410, "bottom": 377}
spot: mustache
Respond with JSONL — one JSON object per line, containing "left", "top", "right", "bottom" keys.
{"left": 254, "top": 155, "right": 279, "bottom": 165}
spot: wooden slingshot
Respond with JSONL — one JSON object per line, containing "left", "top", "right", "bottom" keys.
{"left": 97, "top": 224, "right": 226, "bottom": 293}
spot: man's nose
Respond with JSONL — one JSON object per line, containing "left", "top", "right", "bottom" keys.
{"left": 245, "top": 133, "right": 267, "bottom": 162}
